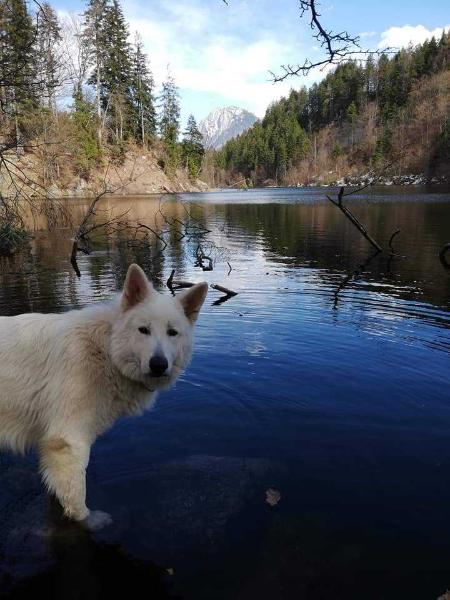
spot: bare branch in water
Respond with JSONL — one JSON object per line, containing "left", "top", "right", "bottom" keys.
{"left": 195, "top": 243, "right": 214, "bottom": 271}
{"left": 166, "top": 271, "right": 238, "bottom": 305}
{"left": 167, "top": 271, "right": 195, "bottom": 294}
{"left": 211, "top": 284, "right": 237, "bottom": 297}
{"left": 326, "top": 186, "right": 383, "bottom": 252}
{"left": 69, "top": 161, "right": 140, "bottom": 276}
{"left": 388, "top": 229, "right": 401, "bottom": 255}
{"left": 70, "top": 170, "right": 231, "bottom": 279}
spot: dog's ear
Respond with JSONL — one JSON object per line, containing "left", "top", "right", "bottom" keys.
{"left": 178, "top": 282, "right": 208, "bottom": 323}
{"left": 122, "top": 264, "right": 153, "bottom": 310}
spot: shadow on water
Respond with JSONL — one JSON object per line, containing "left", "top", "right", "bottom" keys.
{"left": 1, "top": 188, "right": 450, "bottom": 599}
{"left": 1, "top": 505, "right": 172, "bottom": 600}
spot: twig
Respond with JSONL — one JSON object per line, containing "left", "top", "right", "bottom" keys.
{"left": 388, "top": 229, "right": 401, "bottom": 254}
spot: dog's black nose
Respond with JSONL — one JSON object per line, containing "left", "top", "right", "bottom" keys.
{"left": 149, "top": 355, "right": 168, "bottom": 377}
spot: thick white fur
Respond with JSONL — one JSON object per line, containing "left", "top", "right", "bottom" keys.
{"left": 0, "top": 264, "right": 207, "bottom": 527}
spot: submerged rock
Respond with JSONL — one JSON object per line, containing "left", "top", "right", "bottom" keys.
{"left": 0, "top": 454, "right": 284, "bottom": 594}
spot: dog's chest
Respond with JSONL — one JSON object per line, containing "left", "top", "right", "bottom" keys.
{"left": 101, "top": 367, "right": 155, "bottom": 420}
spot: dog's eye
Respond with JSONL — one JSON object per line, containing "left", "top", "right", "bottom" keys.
{"left": 167, "top": 328, "right": 178, "bottom": 337}
{"left": 138, "top": 326, "right": 150, "bottom": 335}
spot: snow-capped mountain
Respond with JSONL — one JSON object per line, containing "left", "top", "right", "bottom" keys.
{"left": 199, "top": 106, "right": 258, "bottom": 150}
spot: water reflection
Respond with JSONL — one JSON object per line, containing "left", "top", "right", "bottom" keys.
{"left": 1, "top": 188, "right": 450, "bottom": 599}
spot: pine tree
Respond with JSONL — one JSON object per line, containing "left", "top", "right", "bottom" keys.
{"left": 71, "top": 84, "right": 100, "bottom": 179}
{"left": 346, "top": 101, "right": 358, "bottom": 149}
{"left": 158, "top": 70, "right": 180, "bottom": 173}
{"left": 36, "top": 3, "right": 61, "bottom": 112}
{"left": 82, "top": 0, "right": 110, "bottom": 144}
{"left": 365, "top": 54, "right": 377, "bottom": 100}
{"left": 0, "top": 0, "right": 37, "bottom": 149}
{"left": 102, "top": 0, "right": 132, "bottom": 143}
{"left": 83, "top": 0, "right": 134, "bottom": 146}
{"left": 182, "top": 114, "right": 204, "bottom": 180}
{"left": 130, "top": 33, "right": 156, "bottom": 146}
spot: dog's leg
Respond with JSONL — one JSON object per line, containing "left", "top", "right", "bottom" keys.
{"left": 39, "top": 437, "right": 111, "bottom": 530}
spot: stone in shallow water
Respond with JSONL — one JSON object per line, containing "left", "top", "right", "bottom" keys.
{"left": 0, "top": 454, "right": 284, "bottom": 596}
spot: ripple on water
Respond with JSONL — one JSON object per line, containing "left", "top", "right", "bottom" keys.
{"left": 1, "top": 190, "right": 450, "bottom": 598}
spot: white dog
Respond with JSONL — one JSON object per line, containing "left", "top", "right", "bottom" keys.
{"left": 0, "top": 264, "right": 208, "bottom": 529}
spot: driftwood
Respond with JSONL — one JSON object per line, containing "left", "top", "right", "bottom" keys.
{"left": 211, "top": 283, "right": 238, "bottom": 306}
{"left": 326, "top": 186, "right": 382, "bottom": 252}
{"left": 172, "top": 280, "right": 195, "bottom": 288}
{"left": 167, "top": 269, "right": 196, "bottom": 293}
{"left": 210, "top": 284, "right": 237, "bottom": 297}
{"left": 166, "top": 270, "right": 237, "bottom": 304}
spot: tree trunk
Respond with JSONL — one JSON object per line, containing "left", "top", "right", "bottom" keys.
{"left": 96, "top": 48, "right": 102, "bottom": 145}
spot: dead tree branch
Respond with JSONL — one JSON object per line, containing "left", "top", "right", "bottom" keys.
{"left": 166, "top": 270, "right": 196, "bottom": 294}
{"left": 326, "top": 186, "right": 383, "bottom": 252}
{"left": 210, "top": 284, "right": 237, "bottom": 297}
{"left": 69, "top": 162, "right": 141, "bottom": 276}
{"left": 195, "top": 243, "right": 214, "bottom": 271}
{"left": 166, "top": 270, "right": 237, "bottom": 305}
{"left": 271, "top": 0, "right": 394, "bottom": 81}
{"left": 388, "top": 229, "right": 401, "bottom": 255}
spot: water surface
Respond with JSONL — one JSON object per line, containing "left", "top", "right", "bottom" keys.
{"left": 1, "top": 187, "right": 450, "bottom": 599}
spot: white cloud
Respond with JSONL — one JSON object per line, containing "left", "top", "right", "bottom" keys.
{"left": 127, "top": 9, "right": 316, "bottom": 119}
{"left": 173, "top": 36, "right": 295, "bottom": 116}
{"left": 378, "top": 24, "right": 449, "bottom": 49}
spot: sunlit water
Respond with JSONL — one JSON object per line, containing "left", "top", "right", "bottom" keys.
{"left": 1, "top": 187, "right": 450, "bottom": 599}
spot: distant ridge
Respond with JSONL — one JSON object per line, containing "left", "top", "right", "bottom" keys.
{"left": 199, "top": 106, "right": 258, "bottom": 150}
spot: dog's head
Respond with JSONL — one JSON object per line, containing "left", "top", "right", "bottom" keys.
{"left": 110, "top": 264, "right": 208, "bottom": 390}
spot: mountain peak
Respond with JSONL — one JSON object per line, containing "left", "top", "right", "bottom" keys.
{"left": 199, "top": 106, "right": 258, "bottom": 150}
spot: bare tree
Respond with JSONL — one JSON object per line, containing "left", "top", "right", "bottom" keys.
{"left": 60, "top": 12, "right": 90, "bottom": 94}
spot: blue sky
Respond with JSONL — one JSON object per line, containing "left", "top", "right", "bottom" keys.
{"left": 54, "top": 0, "right": 449, "bottom": 126}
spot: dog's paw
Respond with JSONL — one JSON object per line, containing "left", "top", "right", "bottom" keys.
{"left": 82, "top": 510, "right": 113, "bottom": 531}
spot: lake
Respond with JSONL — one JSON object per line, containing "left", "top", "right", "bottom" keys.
{"left": 1, "top": 187, "right": 450, "bottom": 599}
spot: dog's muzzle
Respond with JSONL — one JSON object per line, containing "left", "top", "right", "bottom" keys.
{"left": 149, "top": 355, "right": 168, "bottom": 377}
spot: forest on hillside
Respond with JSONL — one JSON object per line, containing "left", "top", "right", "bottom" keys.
{"left": 215, "top": 34, "right": 450, "bottom": 186}
{"left": 0, "top": 0, "right": 204, "bottom": 192}
{"left": 1, "top": 0, "right": 448, "bottom": 197}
